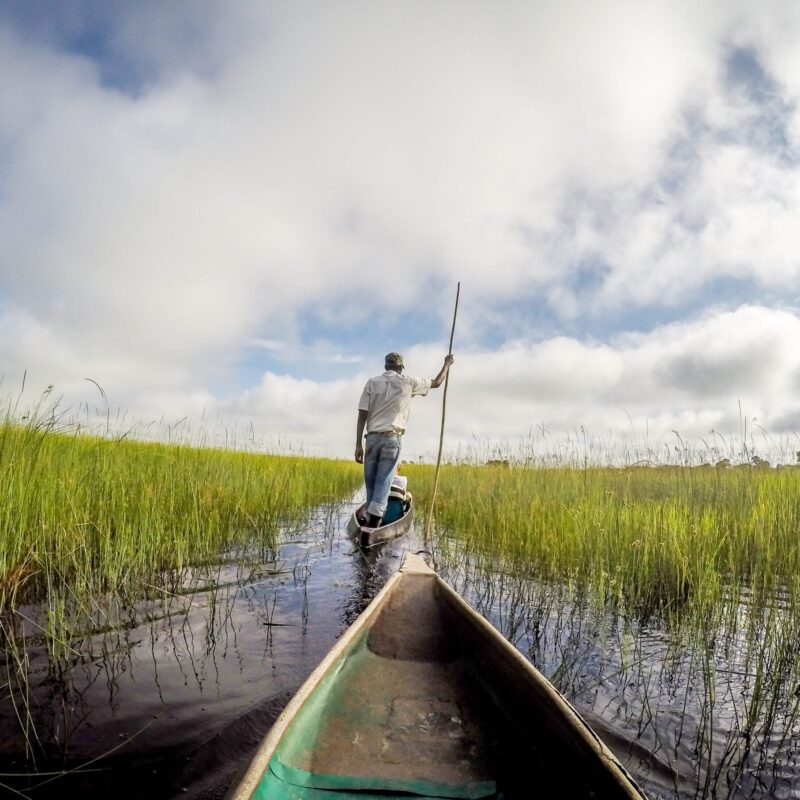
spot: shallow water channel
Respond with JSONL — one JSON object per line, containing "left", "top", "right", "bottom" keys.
{"left": 1, "top": 497, "right": 798, "bottom": 799}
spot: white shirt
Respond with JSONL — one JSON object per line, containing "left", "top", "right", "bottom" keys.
{"left": 358, "top": 371, "right": 431, "bottom": 434}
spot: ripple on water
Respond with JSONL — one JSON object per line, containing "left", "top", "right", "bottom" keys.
{"left": 3, "top": 501, "right": 799, "bottom": 799}
{"left": 0, "top": 499, "right": 427, "bottom": 798}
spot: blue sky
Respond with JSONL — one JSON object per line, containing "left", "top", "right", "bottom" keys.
{"left": 3, "top": 1, "right": 800, "bottom": 461}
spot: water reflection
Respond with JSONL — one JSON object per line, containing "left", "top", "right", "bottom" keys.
{"left": 2, "top": 501, "right": 799, "bottom": 798}
{"left": 0, "top": 500, "right": 421, "bottom": 798}
{"left": 433, "top": 539, "right": 800, "bottom": 800}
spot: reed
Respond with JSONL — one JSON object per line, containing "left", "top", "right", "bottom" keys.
{"left": 406, "top": 462, "right": 800, "bottom": 622}
{"left": 406, "top": 460, "right": 800, "bottom": 795}
{"left": 0, "top": 419, "right": 362, "bottom": 614}
{"left": 0, "top": 410, "right": 362, "bottom": 760}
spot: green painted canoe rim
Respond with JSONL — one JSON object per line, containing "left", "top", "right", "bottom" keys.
{"left": 267, "top": 755, "right": 495, "bottom": 799}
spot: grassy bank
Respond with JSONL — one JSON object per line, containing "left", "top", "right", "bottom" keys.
{"left": 0, "top": 418, "right": 362, "bottom": 761}
{"left": 0, "top": 420, "right": 362, "bottom": 612}
{"left": 405, "top": 462, "right": 800, "bottom": 793}
{"left": 406, "top": 462, "right": 800, "bottom": 620}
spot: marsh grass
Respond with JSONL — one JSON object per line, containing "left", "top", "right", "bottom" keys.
{"left": 0, "top": 410, "right": 361, "bottom": 758}
{"left": 407, "top": 462, "right": 800, "bottom": 621}
{"left": 407, "top": 460, "right": 800, "bottom": 796}
{"left": 0, "top": 419, "right": 360, "bottom": 607}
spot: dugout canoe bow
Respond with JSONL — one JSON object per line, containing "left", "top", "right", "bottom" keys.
{"left": 226, "top": 553, "right": 648, "bottom": 800}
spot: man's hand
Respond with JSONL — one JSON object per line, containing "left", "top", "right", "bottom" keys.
{"left": 355, "top": 410, "right": 368, "bottom": 461}
{"left": 431, "top": 354, "right": 455, "bottom": 388}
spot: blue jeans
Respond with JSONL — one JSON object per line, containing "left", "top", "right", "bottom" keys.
{"left": 364, "top": 432, "right": 401, "bottom": 518}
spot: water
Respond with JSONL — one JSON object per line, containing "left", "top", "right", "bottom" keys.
{"left": 0, "top": 499, "right": 423, "bottom": 798}
{"left": 432, "top": 545, "right": 800, "bottom": 800}
{"left": 1, "top": 499, "right": 799, "bottom": 798}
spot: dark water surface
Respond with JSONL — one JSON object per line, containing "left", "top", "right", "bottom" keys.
{"left": 1, "top": 499, "right": 798, "bottom": 799}
{"left": 0, "top": 500, "right": 410, "bottom": 799}
{"left": 434, "top": 549, "right": 800, "bottom": 800}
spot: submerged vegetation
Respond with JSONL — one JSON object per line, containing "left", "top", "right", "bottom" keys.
{"left": 407, "top": 461, "right": 800, "bottom": 798}
{"left": 0, "top": 415, "right": 362, "bottom": 666}
{"left": 408, "top": 462, "right": 800, "bottom": 620}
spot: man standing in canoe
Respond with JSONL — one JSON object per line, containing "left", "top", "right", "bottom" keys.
{"left": 355, "top": 352, "right": 454, "bottom": 528}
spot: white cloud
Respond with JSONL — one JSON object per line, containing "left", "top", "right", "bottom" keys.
{"left": 2, "top": 3, "right": 800, "bottom": 460}
{"left": 249, "top": 339, "right": 288, "bottom": 352}
{"left": 146, "top": 305, "right": 798, "bottom": 463}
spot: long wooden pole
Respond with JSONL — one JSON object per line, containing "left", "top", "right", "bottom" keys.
{"left": 424, "top": 282, "right": 460, "bottom": 541}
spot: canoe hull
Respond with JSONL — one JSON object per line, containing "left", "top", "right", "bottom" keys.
{"left": 227, "top": 554, "right": 648, "bottom": 800}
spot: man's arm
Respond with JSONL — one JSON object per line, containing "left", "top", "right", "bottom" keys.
{"left": 430, "top": 354, "right": 455, "bottom": 388}
{"left": 355, "top": 409, "right": 368, "bottom": 463}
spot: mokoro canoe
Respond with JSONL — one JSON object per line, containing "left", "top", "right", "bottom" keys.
{"left": 346, "top": 496, "right": 414, "bottom": 548}
{"left": 226, "top": 553, "right": 648, "bottom": 800}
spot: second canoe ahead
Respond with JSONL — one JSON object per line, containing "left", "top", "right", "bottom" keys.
{"left": 347, "top": 496, "right": 414, "bottom": 548}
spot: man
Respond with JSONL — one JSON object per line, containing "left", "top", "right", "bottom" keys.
{"left": 355, "top": 352, "right": 454, "bottom": 528}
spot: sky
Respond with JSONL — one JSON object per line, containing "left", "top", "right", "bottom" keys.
{"left": 2, "top": 1, "right": 800, "bottom": 463}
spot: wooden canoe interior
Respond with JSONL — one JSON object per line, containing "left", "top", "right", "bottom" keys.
{"left": 253, "top": 574, "right": 640, "bottom": 799}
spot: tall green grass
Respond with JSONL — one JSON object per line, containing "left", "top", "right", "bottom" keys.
{"left": 407, "top": 461, "right": 800, "bottom": 795}
{"left": 0, "top": 413, "right": 361, "bottom": 761}
{"left": 407, "top": 462, "right": 800, "bottom": 620}
{"left": 0, "top": 419, "right": 362, "bottom": 613}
